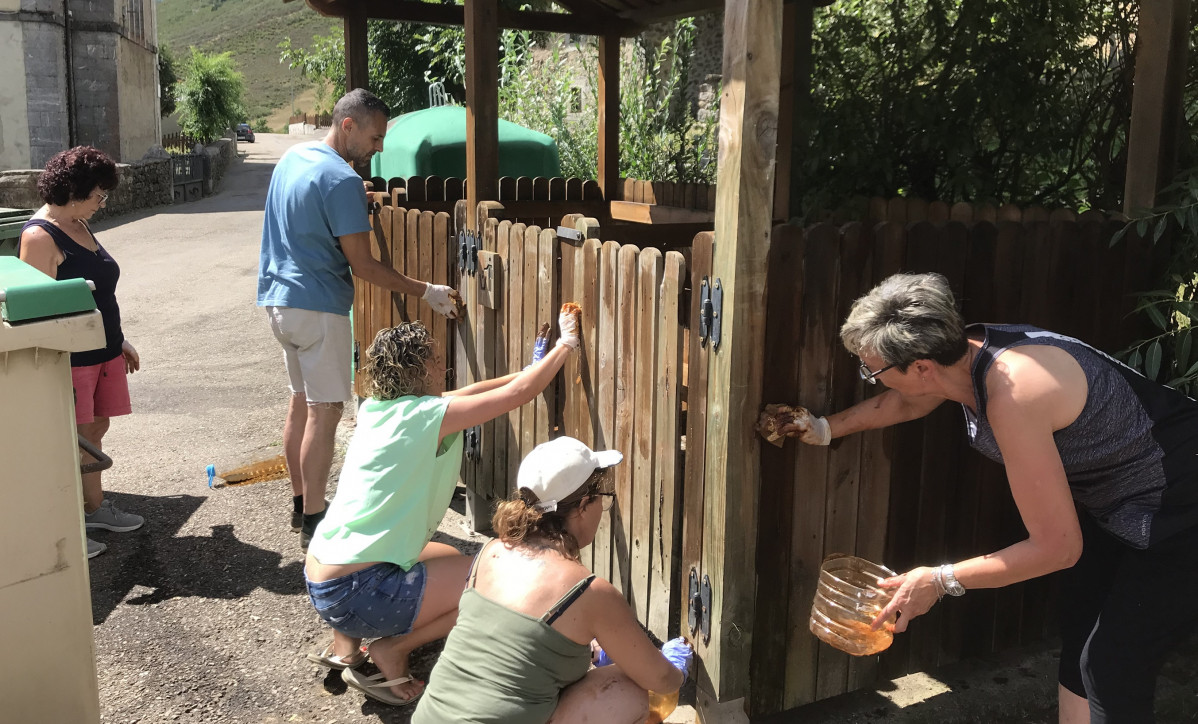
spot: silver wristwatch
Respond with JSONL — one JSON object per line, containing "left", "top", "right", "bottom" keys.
{"left": 939, "top": 564, "right": 965, "bottom": 596}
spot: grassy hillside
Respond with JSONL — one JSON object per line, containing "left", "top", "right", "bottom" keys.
{"left": 158, "top": 0, "right": 339, "bottom": 123}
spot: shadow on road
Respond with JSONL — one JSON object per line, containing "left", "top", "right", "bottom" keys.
{"left": 89, "top": 492, "right": 305, "bottom": 624}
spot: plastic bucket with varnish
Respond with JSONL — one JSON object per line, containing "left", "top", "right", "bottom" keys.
{"left": 809, "top": 554, "right": 897, "bottom": 656}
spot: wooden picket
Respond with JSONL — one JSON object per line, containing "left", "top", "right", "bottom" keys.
{"left": 749, "top": 218, "right": 1157, "bottom": 713}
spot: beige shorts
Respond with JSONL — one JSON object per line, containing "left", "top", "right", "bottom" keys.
{"left": 266, "top": 306, "right": 352, "bottom": 403}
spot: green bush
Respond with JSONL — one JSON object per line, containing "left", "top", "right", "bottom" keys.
{"left": 177, "top": 49, "right": 246, "bottom": 143}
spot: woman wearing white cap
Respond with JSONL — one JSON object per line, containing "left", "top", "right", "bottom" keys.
{"left": 303, "top": 307, "right": 579, "bottom": 707}
{"left": 412, "top": 436, "right": 693, "bottom": 724}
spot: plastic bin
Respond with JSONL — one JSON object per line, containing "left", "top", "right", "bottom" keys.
{"left": 0, "top": 207, "right": 35, "bottom": 257}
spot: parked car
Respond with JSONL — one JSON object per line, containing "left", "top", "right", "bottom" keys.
{"left": 236, "top": 123, "right": 255, "bottom": 142}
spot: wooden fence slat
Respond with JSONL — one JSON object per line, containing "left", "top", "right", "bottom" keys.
{"left": 425, "top": 176, "right": 445, "bottom": 202}
{"left": 782, "top": 223, "right": 841, "bottom": 709}
{"left": 613, "top": 243, "right": 640, "bottom": 597}
{"left": 949, "top": 202, "right": 973, "bottom": 223}
{"left": 517, "top": 176, "right": 534, "bottom": 201}
{"left": 566, "top": 177, "right": 584, "bottom": 201}
{"left": 405, "top": 210, "right": 420, "bottom": 324}
{"left": 549, "top": 177, "right": 566, "bottom": 201}
{"left": 597, "top": 240, "right": 621, "bottom": 585}
{"left": 477, "top": 216, "right": 499, "bottom": 506}
{"left": 578, "top": 239, "right": 605, "bottom": 579}
{"left": 432, "top": 212, "right": 451, "bottom": 401}
{"left": 533, "top": 177, "right": 550, "bottom": 201}
{"left": 406, "top": 177, "right": 427, "bottom": 203}
{"left": 631, "top": 247, "right": 664, "bottom": 622}
{"left": 521, "top": 227, "right": 541, "bottom": 456}
{"left": 499, "top": 177, "right": 517, "bottom": 200}
{"left": 816, "top": 221, "right": 875, "bottom": 699}
{"left": 927, "top": 201, "right": 950, "bottom": 224}
{"left": 418, "top": 212, "right": 436, "bottom": 333}
{"left": 583, "top": 180, "right": 602, "bottom": 201}
{"left": 445, "top": 177, "right": 463, "bottom": 202}
{"left": 648, "top": 250, "right": 686, "bottom": 640}
{"left": 492, "top": 220, "right": 511, "bottom": 503}
{"left": 537, "top": 229, "right": 557, "bottom": 445}
{"left": 505, "top": 222, "right": 526, "bottom": 487}
{"left": 749, "top": 224, "right": 804, "bottom": 716}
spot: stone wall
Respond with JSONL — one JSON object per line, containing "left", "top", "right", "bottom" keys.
{"left": 0, "top": 156, "right": 173, "bottom": 220}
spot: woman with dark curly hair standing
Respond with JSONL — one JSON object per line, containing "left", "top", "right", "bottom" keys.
{"left": 19, "top": 146, "right": 143, "bottom": 560}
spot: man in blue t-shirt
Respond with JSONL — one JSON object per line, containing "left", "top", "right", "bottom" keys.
{"left": 258, "top": 88, "right": 461, "bottom": 550}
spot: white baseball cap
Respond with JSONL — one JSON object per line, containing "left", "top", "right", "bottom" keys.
{"left": 517, "top": 436, "right": 623, "bottom": 512}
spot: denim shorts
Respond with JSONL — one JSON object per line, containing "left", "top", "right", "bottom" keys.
{"left": 306, "top": 562, "right": 427, "bottom": 638}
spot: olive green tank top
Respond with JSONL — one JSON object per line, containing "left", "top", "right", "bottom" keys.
{"left": 412, "top": 544, "right": 595, "bottom": 724}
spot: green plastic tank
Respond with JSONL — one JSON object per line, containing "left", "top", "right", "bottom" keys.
{"left": 370, "top": 106, "right": 561, "bottom": 181}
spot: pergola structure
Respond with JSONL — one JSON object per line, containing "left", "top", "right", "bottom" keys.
{"left": 290, "top": 0, "right": 1190, "bottom": 719}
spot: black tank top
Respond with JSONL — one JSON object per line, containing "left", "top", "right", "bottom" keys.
{"left": 964, "top": 324, "right": 1198, "bottom": 548}
{"left": 20, "top": 218, "right": 124, "bottom": 366}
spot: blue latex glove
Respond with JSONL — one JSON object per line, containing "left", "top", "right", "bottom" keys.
{"left": 593, "top": 645, "right": 614, "bottom": 667}
{"left": 530, "top": 334, "right": 549, "bottom": 365}
{"left": 206, "top": 464, "right": 216, "bottom": 489}
{"left": 661, "top": 637, "right": 693, "bottom": 679}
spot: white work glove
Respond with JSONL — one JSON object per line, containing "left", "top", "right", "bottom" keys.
{"left": 423, "top": 283, "right": 461, "bottom": 319}
{"left": 557, "top": 307, "right": 580, "bottom": 349}
{"left": 790, "top": 407, "right": 832, "bottom": 446}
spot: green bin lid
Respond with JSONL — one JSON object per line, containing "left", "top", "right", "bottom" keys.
{"left": 0, "top": 256, "right": 97, "bottom": 323}
{"left": 0, "top": 208, "right": 34, "bottom": 256}
{"left": 370, "top": 106, "right": 561, "bottom": 181}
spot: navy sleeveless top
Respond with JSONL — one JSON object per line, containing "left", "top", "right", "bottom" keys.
{"left": 20, "top": 218, "right": 124, "bottom": 367}
{"left": 963, "top": 324, "right": 1198, "bottom": 549}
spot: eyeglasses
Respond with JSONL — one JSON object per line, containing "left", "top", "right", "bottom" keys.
{"left": 592, "top": 492, "right": 616, "bottom": 512}
{"left": 92, "top": 192, "right": 109, "bottom": 204}
{"left": 858, "top": 359, "right": 896, "bottom": 385}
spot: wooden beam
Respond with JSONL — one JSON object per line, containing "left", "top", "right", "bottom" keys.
{"left": 773, "top": 0, "right": 813, "bottom": 222}
{"left": 304, "top": 0, "right": 637, "bottom": 36}
{"left": 598, "top": 35, "right": 621, "bottom": 201}
{"left": 1124, "top": 0, "right": 1191, "bottom": 214}
{"left": 609, "top": 200, "right": 714, "bottom": 224}
{"left": 698, "top": 0, "right": 783, "bottom": 711}
{"left": 619, "top": 0, "right": 723, "bottom": 23}
{"left": 343, "top": 6, "right": 368, "bottom": 92}
{"left": 465, "top": 0, "right": 500, "bottom": 230}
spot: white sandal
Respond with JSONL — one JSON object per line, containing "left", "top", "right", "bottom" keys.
{"left": 341, "top": 667, "right": 424, "bottom": 706}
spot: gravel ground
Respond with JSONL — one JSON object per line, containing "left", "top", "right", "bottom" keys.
{"left": 84, "top": 133, "right": 1198, "bottom": 724}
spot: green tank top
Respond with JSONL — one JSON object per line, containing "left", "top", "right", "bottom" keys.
{"left": 412, "top": 545, "right": 595, "bottom": 724}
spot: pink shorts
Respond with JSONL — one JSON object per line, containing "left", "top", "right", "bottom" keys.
{"left": 72, "top": 356, "right": 132, "bottom": 424}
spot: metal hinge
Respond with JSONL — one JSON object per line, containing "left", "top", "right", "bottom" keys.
{"left": 457, "top": 230, "right": 479, "bottom": 276}
{"left": 698, "top": 277, "right": 723, "bottom": 350}
{"left": 464, "top": 424, "right": 482, "bottom": 461}
{"left": 688, "top": 568, "right": 712, "bottom": 645}
{"left": 353, "top": 340, "right": 360, "bottom": 371}
{"left": 469, "top": 233, "right": 479, "bottom": 276}
{"left": 458, "top": 230, "right": 468, "bottom": 273}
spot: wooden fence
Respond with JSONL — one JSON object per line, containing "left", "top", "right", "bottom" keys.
{"left": 289, "top": 112, "right": 333, "bottom": 128}
{"left": 748, "top": 218, "right": 1157, "bottom": 714}
{"left": 161, "top": 132, "right": 204, "bottom": 154}
{"left": 351, "top": 201, "right": 456, "bottom": 397}
{"left": 810, "top": 195, "right": 1127, "bottom": 227}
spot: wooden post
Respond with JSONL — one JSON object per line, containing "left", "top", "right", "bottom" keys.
{"left": 698, "top": 0, "right": 782, "bottom": 714}
{"left": 598, "top": 35, "right": 621, "bottom": 201}
{"left": 1123, "top": 0, "right": 1191, "bottom": 214}
{"left": 465, "top": 0, "right": 500, "bottom": 230}
{"left": 344, "top": 6, "right": 368, "bottom": 92}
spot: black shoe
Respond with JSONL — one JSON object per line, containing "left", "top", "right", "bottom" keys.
{"left": 300, "top": 509, "right": 327, "bottom": 553}
{"left": 291, "top": 510, "right": 303, "bottom": 533}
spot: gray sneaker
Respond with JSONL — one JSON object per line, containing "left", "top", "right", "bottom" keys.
{"left": 86, "top": 537, "right": 107, "bottom": 559}
{"left": 85, "top": 499, "right": 144, "bottom": 532}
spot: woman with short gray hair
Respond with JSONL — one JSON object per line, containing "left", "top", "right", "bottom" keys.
{"left": 763, "top": 271, "right": 1198, "bottom": 724}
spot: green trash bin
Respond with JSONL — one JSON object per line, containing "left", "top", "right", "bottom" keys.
{"left": 0, "top": 207, "right": 35, "bottom": 257}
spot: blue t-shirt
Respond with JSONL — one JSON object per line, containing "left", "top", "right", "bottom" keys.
{"left": 257, "top": 141, "right": 372, "bottom": 315}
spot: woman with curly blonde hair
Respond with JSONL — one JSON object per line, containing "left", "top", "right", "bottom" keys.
{"left": 304, "top": 308, "right": 579, "bottom": 707}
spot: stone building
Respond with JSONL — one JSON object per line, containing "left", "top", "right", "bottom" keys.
{"left": 0, "top": 0, "right": 161, "bottom": 171}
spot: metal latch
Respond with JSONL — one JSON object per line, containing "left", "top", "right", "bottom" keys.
{"left": 556, "top": 225, "right": 583, "bottom": 242}
{"left": 698, "top": 277, "right": 723, "bottom": 350}
{"left": 467, "top": 232, "right": 479, "bottom": 276}
{"left": 464, "top": 425, "right": 482, "bottom": 461}
{"left": 458, "top": 230, "right": 468, "bottom": 273}
{"left": 688, "top": 568, "right": 712, "bottom": 645}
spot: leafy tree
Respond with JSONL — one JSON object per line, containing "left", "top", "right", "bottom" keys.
{"left": 801, "top": 1, "right": 1141, "bottom": 216}
{"left": 176, "top": 49, "right": 246, "bottom": 142}
{"left": 158, "top": 44, "right": 179, "bottom": 118}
